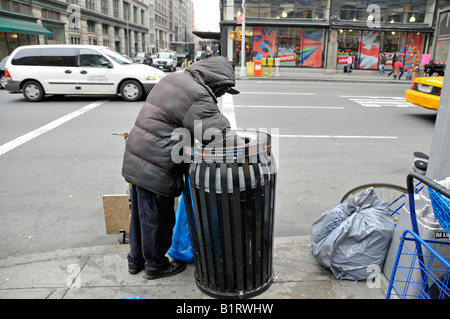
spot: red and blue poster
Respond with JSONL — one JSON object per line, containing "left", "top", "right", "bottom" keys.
{"left": 252, "top": 27, "right": 277, "bottom": 61}
{"left": 358, "top": 31, "right": 380, "bottom": 69}
{"left": 299, "top": 29, "right": 323, "bottom": 67}
{"left": 399, "top": 34, "right": 424, "bottom": 71}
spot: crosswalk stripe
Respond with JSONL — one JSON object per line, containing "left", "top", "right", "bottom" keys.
{"left": 342, "top": 95, "right": 414, "bottom": 108}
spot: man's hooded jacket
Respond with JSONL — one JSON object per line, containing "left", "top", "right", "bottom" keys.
{"left": 122, "top": 56, "right": 237, "bottom": 198}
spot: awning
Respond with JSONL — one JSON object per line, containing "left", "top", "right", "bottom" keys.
{"left": 0, "top": 18, "right": 53, "bottom": 36}
{"left": 193, "top": 31, "right": 221, "bottom": 40}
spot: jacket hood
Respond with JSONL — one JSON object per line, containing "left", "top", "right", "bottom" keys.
{"left": 185, "top": 56, "right": 236, "bottom": 92}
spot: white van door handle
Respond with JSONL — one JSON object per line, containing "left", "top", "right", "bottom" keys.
{"left": 65, "top": 70, "right": 72, "bottom": 74}
{"left": 80, "top": 70, "right": 87, "bottom": 74}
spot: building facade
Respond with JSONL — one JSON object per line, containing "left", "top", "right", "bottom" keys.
{"left": 153, "top": 0, "right": 193, "bottom": 52}
{"left": 0, "top": 0, "right": 150, "bottom": 58}
{"left": 220, "top": 0, "right": 450, "bottom": 71}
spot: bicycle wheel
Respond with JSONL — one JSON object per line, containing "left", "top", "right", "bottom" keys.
{"left": 340, "top": 183, "right": 408, "bottom": 222}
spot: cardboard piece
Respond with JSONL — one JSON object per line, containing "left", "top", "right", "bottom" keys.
{"left": 102, "top": 195, "right": 130, "bottom": 234}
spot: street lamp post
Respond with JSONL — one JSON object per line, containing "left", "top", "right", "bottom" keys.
{"left": 240, "top": 0, "right": 246, "bottom": 77}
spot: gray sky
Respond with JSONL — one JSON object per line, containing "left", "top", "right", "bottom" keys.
{"left": 192, "top": 0, "right": 220, "bottom": 32}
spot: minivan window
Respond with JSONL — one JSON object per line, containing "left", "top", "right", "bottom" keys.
{"left": 40, "top": 48, "right": 77, "bottom": 67}
{"left": 79, "top": 48, "right": 110, "bottom": 67}
{"left": 11, "top": 48, "right": 77, "bottom": 67}
{"left": 101, "top": 47, "right": 133, "bottom": 65}
{"left": 11, "top": 48, "right": 39, "bottom": 66}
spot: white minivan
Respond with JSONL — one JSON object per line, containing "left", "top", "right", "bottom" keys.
{"left": 4, "top": 45, "right": 166, "bottom": 102}
{"left": 152, "top": 51, "right": 178, "bottom": 72}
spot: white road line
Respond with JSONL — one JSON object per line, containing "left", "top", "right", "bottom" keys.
{"left": 346, "top": 96, "right": 413, "bottom": 108}
{"left": 222, "top": 93, "right": 237, "bottom": 129}
{"left": 340, "top": 95, "right": 405, "bottom": 99}
{"left": 241, "top": 92, "right": 315, "bottom": 95}
{"left": 0, "top": 99, "right": 109, "bottom": 156}
{"left": 234, "top": 105, "right": 344, "bottom": 109}
{"left": 221, "top": 94, "right": 396, "bottom": 140}
{"left": 274, "top": 134, "right": 397, "bottom": 139}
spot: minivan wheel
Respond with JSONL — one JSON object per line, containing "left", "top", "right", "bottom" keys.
{"left": 0, "top": 75, "right": 7, "bottom": 89}
{"left": 120, "top": 80, "right": 143, "bottom": 102}
{"left": 23, "top": 80, "right": 45, "bottom": 102}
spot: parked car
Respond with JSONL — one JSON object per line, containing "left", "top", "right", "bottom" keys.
{"left": 133, "top": 52, "right": 152, "bottom": 65}
{"left": 0, "top": 55, "right": 9, "bottom": 89}
{"left": 152, "top": 51, "right": 178, "bottom": 72}
{"left": 4, "top": 45, "right": 165, "bottom": 102}
{"left": 405, "top": 76, "right": 443, "bottom": 111}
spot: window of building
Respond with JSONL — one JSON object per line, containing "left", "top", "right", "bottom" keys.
{"left": 86, "top": 0, "right": 95, "bottom": 11}
{"left": 87, "top": 20, "right": 96, "bottom": 33}
{"left": 70, "top": 36, "right": 81, "bottom": 44}
{"left": 42, "top": 9, "right": 61, "bottom": 21}
{"left": 101, "top": 0, "right": 108, "bottom": 15}
{"left": 335, "top": 0, "right": 433, "bottom": 25}
{"left": 1, "top": 0, "right": 33, "bottom": 15}
{"left": 336, "top": 29, "right": 424, "bottom": 71}
{"left": 123, "top": 1, "right": 130, "bottom": 21}
{"left": 113, "top": 0, "right": 119, "bottom": 18}
{"left": 102, "top": 24, "right": 109, "bottom": 35}
{"left": 232, "top": 25, "right": 325, "bottom": 68}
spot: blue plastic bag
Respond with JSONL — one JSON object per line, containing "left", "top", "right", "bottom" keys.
{"left": 167, "top": 194, "right": 194, "bottom": 262}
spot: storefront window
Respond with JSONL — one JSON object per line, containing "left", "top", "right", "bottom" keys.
{"left": 223, "top": 0, "right": 329, "bottom": 21}
{"left": 399, "top": 33, "right": 424, "bottom": 71}
{"left": 232, "top": 25, "right": 325, "bottom": 68}
{"left": 359, "top": 31, "right": 381, "bottom": 69}
{"left": 335, "top": 0, "right": 433, "bottom": 26}
{"left": 246, "top": 4, "right": 260, "bottom": 18}
{"left": 277, "top": 28, "right": 301, "bottom": 66}
{"left": 337, "top": 29, "right": 424, "bottom": 70}
{"left": 338, "top": 30, "right": 381, "bottom": 70}
{"left": 337, "top": 29, "right": 359, "bottom": 69}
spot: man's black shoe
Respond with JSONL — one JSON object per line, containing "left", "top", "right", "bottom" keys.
{"left": 128, "top": 262, "right": 145, "bottom": 275}
{"left": 144, "top": 261, "right": 186, "bottom": 280}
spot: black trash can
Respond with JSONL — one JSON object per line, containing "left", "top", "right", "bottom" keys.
{"left": 182, "top": 130, "right": 277, "bottom": 298}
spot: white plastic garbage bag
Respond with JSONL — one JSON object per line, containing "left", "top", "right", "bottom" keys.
{"left": 310, "top": 187, "right": 395, "bottom": 281}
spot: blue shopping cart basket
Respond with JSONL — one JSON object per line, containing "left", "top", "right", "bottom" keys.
{"left": 386, "top": 172, "right": 450, "bottom": 299}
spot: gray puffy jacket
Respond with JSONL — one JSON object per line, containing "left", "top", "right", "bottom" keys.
{"left": 121, "top": 56, "right": 236, "bottom": 198}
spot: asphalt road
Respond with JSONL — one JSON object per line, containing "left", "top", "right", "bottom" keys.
{"left": 0, "top": 79, "right": 436, "bottom": 258}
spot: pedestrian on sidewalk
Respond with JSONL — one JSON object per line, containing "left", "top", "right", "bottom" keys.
{"left": 121, "top": 56, "right": 240, "bottom": 280}
{"left": 388, "top": 53, "right": 398, "bottom": 77}
{"left": 393, "top": 60, "right": 404, "bottom": 80}
{"left": 378, "top": 52, "right": 386, "bottom": 75}
{"left": 345, "top": 54, "right": 353, "bottom": 75}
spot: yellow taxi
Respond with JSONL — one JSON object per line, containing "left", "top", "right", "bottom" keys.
{"left": 405, "top": 76, "right": 444, "bottom": 111}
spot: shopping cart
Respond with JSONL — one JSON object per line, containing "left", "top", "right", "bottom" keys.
{"left": 386, "top": 172, "right": 450, "bottom": 299}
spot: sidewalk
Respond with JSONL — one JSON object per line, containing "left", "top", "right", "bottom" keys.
{"left": 0, "top": 235, "right": 389, "bottom": 299}
{"left": 235, "top": 66, "right": 412, "bottom": 83}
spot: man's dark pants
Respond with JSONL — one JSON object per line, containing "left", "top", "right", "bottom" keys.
{"left": 127, "top": 184, "right": 175, "bottom": 271}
